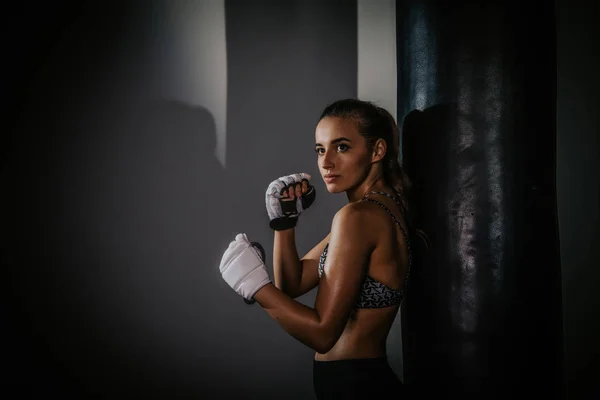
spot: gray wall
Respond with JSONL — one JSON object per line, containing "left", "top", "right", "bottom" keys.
{"left": 3, "top": 0, "right": 598, "bottom": 398}
{"left": 4, "top": 1, "right": 355, "bottom": 399}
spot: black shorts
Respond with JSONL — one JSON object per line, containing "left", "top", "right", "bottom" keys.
{"left": 313, "top": 357, "right": 405, "bottom": 399}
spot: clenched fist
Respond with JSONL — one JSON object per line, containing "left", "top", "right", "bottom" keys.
{"left": 219, "top": 233, "right": 271, "bottom": 301}
{"left": 265, "top": 173, "right": 316, "bottom": 230}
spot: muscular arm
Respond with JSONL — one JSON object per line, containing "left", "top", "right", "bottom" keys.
{"left": 273, "top": 229, "right": 329, "bottom": 298}
{"left": 255, "top": 204, "right": 374, "bottom": 353}
{"left": 273, "top": 229, "right": 299, "bottom": 292}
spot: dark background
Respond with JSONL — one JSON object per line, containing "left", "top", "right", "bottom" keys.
{"left": 2, "top": 0, "right": 597, "bottom": 398}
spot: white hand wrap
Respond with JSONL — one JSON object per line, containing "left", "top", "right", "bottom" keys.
{"left": 219, "top": 234, "right": 271, "bottom": 301}
{"left": 265, "top": 173, "right": 316, "bottom": 230}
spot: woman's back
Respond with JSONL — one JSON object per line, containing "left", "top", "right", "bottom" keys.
{"left": 315, "top": 191, "right": 411, "bottom": 361}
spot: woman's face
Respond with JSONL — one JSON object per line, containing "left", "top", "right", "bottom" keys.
{"left": 315, "top": 116, "right": 372, "bottom": 193}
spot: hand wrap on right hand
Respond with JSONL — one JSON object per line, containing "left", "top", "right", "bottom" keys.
{"left": 265, "top": 173, "right": 316, "bottom": 231}
{"left": 219, "top": 233, "right": 271, "bottom": 301}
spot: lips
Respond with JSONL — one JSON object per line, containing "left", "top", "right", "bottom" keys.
{"left": 323, "top": 174, "right": 340, "bottom": 183}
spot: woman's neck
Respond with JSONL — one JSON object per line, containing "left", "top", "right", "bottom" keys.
{"left": 345, "top": 174, "right": 391, "bottom": 203}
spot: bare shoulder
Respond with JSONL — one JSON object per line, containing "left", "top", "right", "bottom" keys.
{"left": 334, "top": 200, "right": 389, "bottom": 223}
{"left": 333, "top": 201, "right": 371, "bottom": 223}
{"left": 331, "top": 202, "right": 380, "bottom": 247}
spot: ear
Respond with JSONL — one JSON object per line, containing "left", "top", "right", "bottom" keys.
{"left": 371, "top": 139, "right": 387, "bottom": 163}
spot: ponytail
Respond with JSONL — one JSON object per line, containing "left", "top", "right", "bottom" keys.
{"left": 387, "top": 157, "right": 411, "bottom": 216}
{"left": 378, "top": 107, "right": 431, "bottom": 251}
{"left": 376, "top": 106, "right": 410, "bottom": 211}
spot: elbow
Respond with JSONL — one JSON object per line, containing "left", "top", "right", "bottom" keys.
{"left": 314, "top": 342, "right": 335, "bottom": 355}
{"left": 313, "top": 328, "right": 340, "bottom": 354}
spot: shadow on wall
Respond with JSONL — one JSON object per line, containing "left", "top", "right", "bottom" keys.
{"left": 10, "top": 97, "right": 268, "bottom": 398}
{"left": 75, "top": 98, "right": 254, "bottom": 398}
{"left": 96, "top": 99, "right": 229, "bottom": 392}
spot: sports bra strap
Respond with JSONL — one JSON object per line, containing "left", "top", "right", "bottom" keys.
{"left": 359, "top": 192, "right": 412, "bottom": 294}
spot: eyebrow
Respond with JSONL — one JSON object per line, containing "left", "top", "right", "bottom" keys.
{"left": 315, "top": 137, "right": 352, "bottom": 147}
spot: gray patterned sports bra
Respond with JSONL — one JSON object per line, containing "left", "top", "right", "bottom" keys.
{"left": 317, "top": 191, "right": 412, "bottom": 309}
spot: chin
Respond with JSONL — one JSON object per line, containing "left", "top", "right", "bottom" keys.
{"left": 324, "top": 182, "right": 346, "bottom": 194}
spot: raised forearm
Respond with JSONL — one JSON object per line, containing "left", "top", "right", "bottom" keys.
{"left": 273, "top": 229, "right": 302, "bottom": 295}
{"left": 254, "top": 283, "right": 333, "bottom": 353}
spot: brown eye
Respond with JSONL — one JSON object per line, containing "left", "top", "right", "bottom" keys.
{"left": 337, "top": 143, "right": 349, "bottom": 152}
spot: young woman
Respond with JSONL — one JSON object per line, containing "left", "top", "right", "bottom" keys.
{"left": 219, "top": 99, "right": 417, "bottom": 398}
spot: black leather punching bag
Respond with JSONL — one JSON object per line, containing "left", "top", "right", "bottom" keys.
{"left": 398, "top": 1, "right": 564, "bottom": 398}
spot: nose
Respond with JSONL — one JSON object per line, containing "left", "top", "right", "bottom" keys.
{"left": 320, "top": 148, "right": 335, "bottom": 171}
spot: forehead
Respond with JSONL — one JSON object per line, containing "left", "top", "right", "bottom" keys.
{"left": 315, "top": 117, "right": 360, "bottom": 143}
